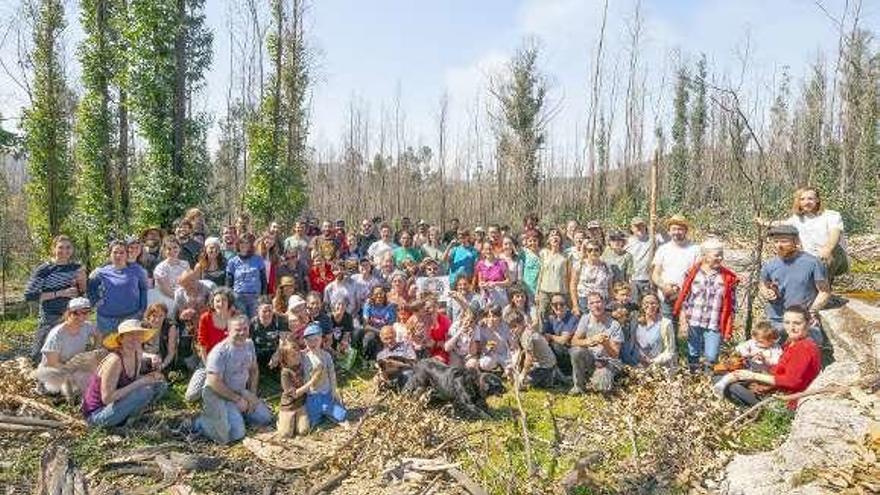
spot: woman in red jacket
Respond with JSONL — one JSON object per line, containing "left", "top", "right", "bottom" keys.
{"left": 717, "top": 305, "right": 822, "bottom": 408}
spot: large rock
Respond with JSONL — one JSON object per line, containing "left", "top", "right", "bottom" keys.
{"left": 718, "top": 298, "right": 880, "bottom": 495}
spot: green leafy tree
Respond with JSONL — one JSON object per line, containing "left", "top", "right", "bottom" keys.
{"left": 22, "top": 0, "right": 74, "bottom": 249}
{"left": 126, "top": 0, "right": 212, "bottom": 229}
{"left": 74, "top": 0, "right": 119, "bottom": 262}
{"left": 689, "top": 54, "right": 707, "bottom": 204}
{"left": 668, "top": 66, "right": 689, "bottom": 212}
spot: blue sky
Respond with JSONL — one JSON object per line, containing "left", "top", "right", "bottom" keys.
{"left": 1, "top": 0, "right": 878, "bottom": 170}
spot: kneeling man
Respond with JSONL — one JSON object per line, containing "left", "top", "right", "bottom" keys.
{"left": 196, "top": 315, "right": 273, "bottom": 444}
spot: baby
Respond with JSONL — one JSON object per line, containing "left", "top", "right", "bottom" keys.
{"left": 734, "top": 322, "right": 783, "bottom": 373}
{"left": 271, "top": 336, "right": 310, "bottom": 437}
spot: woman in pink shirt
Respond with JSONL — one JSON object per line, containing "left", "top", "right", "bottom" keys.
{"left": 476, "top": 241, "right": 510, "bottom": 307}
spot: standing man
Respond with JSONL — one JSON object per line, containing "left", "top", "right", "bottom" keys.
{"left": 760, "top": 225, "right": 830, "bottom": 338}
{"left": 651, "top": 215, "right": 700, "bottom": 323}
{"left": 672, "top": 239, "right": 738, "bottom": 371}
{"left": 368, "top": 223, "right": 397, "bottom": 265}
{"left": 221, "top": 226, "right": 239, "bottom": 261}
{"left": 569, "top": 292, "right": 624, "bottom": 394}
{"left": 176, "top": 220, "right": 203, "bottom": 268}
{"left": 626, "top": 217, "right": 652, "bottom": 304}
{"left": 442, "top": 218, "right": 460, "bottom": 245}
{"left": 354, "top": 218, "right": 377, "bottom": 259}
{"left": 196, "top": 315, "right": 273, "bottom": 444}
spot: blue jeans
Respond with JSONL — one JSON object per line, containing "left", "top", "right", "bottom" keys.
{"left": 235, "top": 293, "right": 260, "bottom": 320}
{"left": 196, "top": 387, "right": 274, "bottom": 445}
{"left": 687, "top": 325, "right": 721, "bottom": 366}
{"left": 96, "top": 312, "right": 142, "bottom": 335}
{"left": 87, "top": 382, "right": 168, "bottom": 427}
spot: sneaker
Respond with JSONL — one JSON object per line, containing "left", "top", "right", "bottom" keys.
{"left": 568, "top": 386, "right": 584, "bottom": 396}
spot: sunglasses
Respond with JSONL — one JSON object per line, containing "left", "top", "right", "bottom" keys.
{"left": 74, "top": 309, "right": 91, "bottom": 316}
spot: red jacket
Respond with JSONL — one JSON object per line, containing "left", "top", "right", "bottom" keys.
{"left": 771, "top": 338, "right": 821, "bottom": 394}
{"left": 673, "top": 263, "right": 739, "bottom": 340}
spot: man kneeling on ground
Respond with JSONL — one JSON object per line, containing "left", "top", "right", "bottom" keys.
{"left": 569, "top": 292, "right": 624, "bottom": 394}
{"left": 196, "top": 315, "right": 273, "bottom": 444}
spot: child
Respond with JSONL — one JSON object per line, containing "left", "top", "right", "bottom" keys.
{"left": 735, "top": 322, "right": 783, "bottom": 373}
{"left": 271, "top": 337, "right": 310, "bottom": 437}
{"left": 444, "top": 307, "right": 481, "bottom": 368}
{"left": 477, "top": 304, "right": 512, "bottom": 373}
{"left": 302, "top": 324, "right": 350, "bottom": 430}
{"left": 508, "top": 311, "right": 560, "bottom": 389}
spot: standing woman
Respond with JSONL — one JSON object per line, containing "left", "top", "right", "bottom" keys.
{"left": 88, "top": 240, "right": 148, "bottom": 334}
{"left": 196, "top": 237, "right": 227, "bottom": 287}
{"left": 420, "top": 226, "right": 447, "bottom": 271}
{"left": 519, "top": 232, "right": 542, "bottom": 303}
{"left": 151, "top": 238, "right": 190, "bottom": 315}
{"left": 256, "top": 234, "right": 281, "bottom": 295}
{"left": 475, "top": 241, "right": 511, "bottom": 307}
{"left": 569, "top": 240, "right": 613, "bottom": 315}
{"left": 25, "top": 235, "right": 86, "bottom": 363}
{"left": 225, "top": 233, "right": 267, "bottom": 319}
{"left": 498, "top": 236, "right": 521, "bottom": 287}
{"left": 535, "top": 229, "right": 570, "bottom": 318}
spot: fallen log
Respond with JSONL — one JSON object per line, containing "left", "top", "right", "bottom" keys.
{"left": 38, "top": 445, "right": 89, "bottom": 495}
{"left": 305, "top": 469, "right": 350, "bottom": 495}
{"left": 2, "top": 394, "right": 87, "bottom": 428}
{"left": 0, "top": 414, "right": 66, "bottom": 428}
{"left": 0, "top": 422, "right": 49, "bottom": 432}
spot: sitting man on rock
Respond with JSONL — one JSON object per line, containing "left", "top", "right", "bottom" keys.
{"left": 196, "top": 315, "right": 273, "bottom": 444}
{"left": 569, "top": 292, "right": 624, "bottom": 395}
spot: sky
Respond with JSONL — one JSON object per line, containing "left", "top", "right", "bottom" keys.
{"left": 1, "top": 0, "right": 878, "bottom": 170}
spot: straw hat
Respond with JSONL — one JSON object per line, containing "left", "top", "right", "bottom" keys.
{"left": 103, "top": 319, "right": 157, "bottom": 350}
{"left": 278, "top": 276, "right": 296, "bottom": 289}
{"left": 665, "top": 214, "right": 691, "bottom": 230}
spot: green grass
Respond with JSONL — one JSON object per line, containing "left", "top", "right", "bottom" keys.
{"left": 0, "top": 315, "right": 37, "bottom": 357}
{"left": 736, "top": 404, "right": 794, "bottom": 452}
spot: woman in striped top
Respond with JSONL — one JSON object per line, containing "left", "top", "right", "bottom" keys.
{"left": 24, "top": 235, "right": 86, "bottom": 363}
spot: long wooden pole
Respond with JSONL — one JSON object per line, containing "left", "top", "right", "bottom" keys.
{"left": 648, "top": 147, "right": 659, "bottom": 262}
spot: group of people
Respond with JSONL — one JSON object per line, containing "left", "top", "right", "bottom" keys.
{"left": 23, "top": 185, "right": 845, "bottom": 443}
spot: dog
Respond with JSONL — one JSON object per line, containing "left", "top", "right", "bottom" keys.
{"left": 403, "top": 359, "right": 506, "bottom": 419}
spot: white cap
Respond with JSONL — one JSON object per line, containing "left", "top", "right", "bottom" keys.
{"left": 68, "top": 297, "right": 91, "bottom": 311}
{"left": 287, "top": 295, "right": 306, "bottom": 312}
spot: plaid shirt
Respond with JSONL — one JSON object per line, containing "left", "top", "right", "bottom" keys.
{"left": 684, "top": 268, "right": 725, "bottom": 331}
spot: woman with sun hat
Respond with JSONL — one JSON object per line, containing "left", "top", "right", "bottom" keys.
{"left": 82, "top": 320, "right": 167, "bottom": 427}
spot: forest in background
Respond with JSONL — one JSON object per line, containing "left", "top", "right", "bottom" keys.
{"left": 0, "top": 0, "right": 878, "bottom": 281}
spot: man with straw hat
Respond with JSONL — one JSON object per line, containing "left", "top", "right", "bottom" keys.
{"left": 82, "top": 319, "right": 167, "bottom": 427}
{"left": 195, "top": 315, "right": 273, "bottom": 444}
{"left": 650, "top": 214, "right": 700, "bottom": 324}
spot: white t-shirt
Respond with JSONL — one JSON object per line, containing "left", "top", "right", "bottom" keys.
{"left": 785, "top": 210, "right": 846, "bottom": 258}
{"left": 652, "top": 241, "right": 700, "bottom": 291}
{"left": 367, "top": 240, "right": 395, "bottom": 263}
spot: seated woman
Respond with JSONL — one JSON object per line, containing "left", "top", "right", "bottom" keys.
{"left": 141, "top": 302, "right": 179, "bottom": 372}
{"left": 185, "top": 288, "right": 235, "bottom": 402}
{"left": 302, "top": 324, "right": 350, "bottom": 430}
{"left": 404, "top": 294, "right": 450, "bottom": 364}
{"left": 503, "top": 285, "right": 533, "bottom": 330}
{"left": 358, "top": 286, "right": 398, "bottom": 360}
{"left": 34, "top": 297, "right": 102, "bottom": 401}
{"left": 326, "top": 299, "right": 356, "bottom": 371}
{"left": 627, "top": 294, "right": 676, "bottom": 368}
{"left": 82, "top": 320, "right": 167, "bottom": 427}
{"left": 714, "top": 306, "right": 822, "bottom": 408}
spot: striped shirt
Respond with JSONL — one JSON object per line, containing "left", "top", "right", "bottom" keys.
{"left": 684, "top": 268, "right": 725, "bottom": 331}
{"left": 24, "top": 262, "right": 82, "bottom": 316}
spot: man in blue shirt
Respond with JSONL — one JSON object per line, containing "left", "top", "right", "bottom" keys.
{"left": 542, "top": 294, "right": 579, "bottom": 375}
{"left": 760, "top": 225, "right": 831, "bottom": 337}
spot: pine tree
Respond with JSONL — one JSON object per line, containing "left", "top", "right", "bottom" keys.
{"left": 22, "top": 0, "right": 74, "bottom": 249}
{"left": 668, "top": 66, "right": 689, "bottom": 212}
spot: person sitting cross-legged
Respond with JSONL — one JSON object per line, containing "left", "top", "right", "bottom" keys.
{"left": 195, "top": 315, "right": 273, "bottom": 444}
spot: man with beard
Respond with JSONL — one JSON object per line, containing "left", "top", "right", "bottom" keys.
{"left": 651, "top": 215, "right": 700, "bottom": 323}
{"left": 140, "top": 227, "right": 164, "bottom": 277}
{"left": 176, "top": 220, "right": 204, "bottom": 268}
{"left": 760, "top": 225, "right": 830, "bottom": 338}
{"left": 221, "top": 225, "right": 238, "bottom": 261}
{"left": 354, "top": 218, "right": 377, "bottom": 259}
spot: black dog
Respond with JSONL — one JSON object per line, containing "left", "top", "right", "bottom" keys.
{"left": 403, "top": 359, "right": 506, "bottom": 418}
